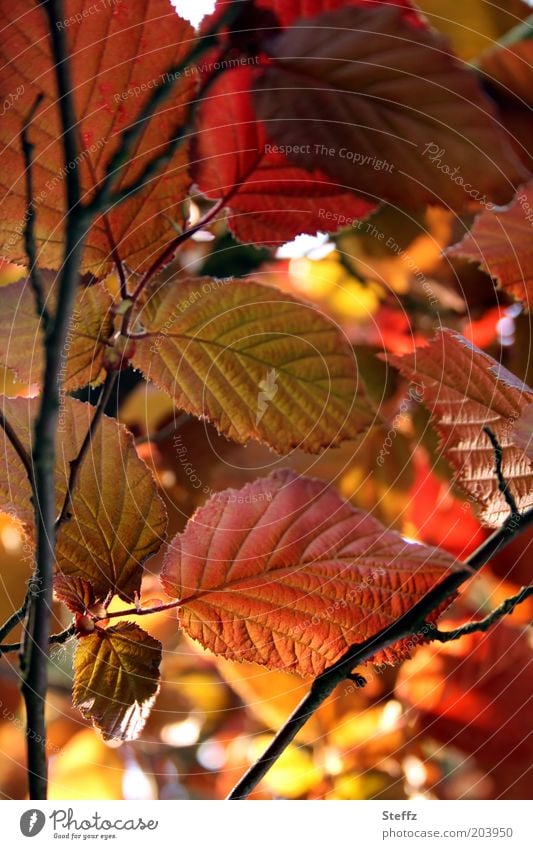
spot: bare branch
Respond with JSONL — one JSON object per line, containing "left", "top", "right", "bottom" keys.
{"left": 430, "top": 585, "right": 533, "bottom": 642}
{"left": 483, "top": 426, "right": 519, "bottom": 518}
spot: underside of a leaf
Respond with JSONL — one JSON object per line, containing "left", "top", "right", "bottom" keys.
{"left": 0, "top": 396, "right": 167, "bottom": 599}
{"left": 161, "top": 469, "right": 459, "bottom": 677}
{"left": 387, "top": 330, "right": 533, "bottom": 527}
{"left": 193, "top": 67, "right": 375, "bottom": 246}
{"left": 254, "top": 5, "right": 528, "bottom": 210}
{"left": 130, "top": 276, "right": 375, "bottom": 453}
{"left": 0, "top": 0, "right": 195, "bottom": 274}
{"left": 0, "top": 275, "right": 114, "bottom": 392}
{"left": 447, "top": 183, "right": 533, "bottom": 310}
{"left": 73, "top": 622, "right": 162, "bottom": 741}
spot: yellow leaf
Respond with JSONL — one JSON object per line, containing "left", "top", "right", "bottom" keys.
{"left": 73, "top": 622, "right": 161, "bottom": 742}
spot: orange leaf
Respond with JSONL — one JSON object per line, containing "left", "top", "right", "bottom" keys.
{"left": 193, "top": 66, "right": 374, "bottom": 246}
{"left": 73, "top": 622, "right": 161, "bottom": 741}
{"left": 161, "top": 469, "right": 458, "bottom": 677}
{"left": 254, "top": 5, "right": 527, "bottom": 210}
{"left": 0, "top": 396, "right": 167, "bottom": 599}
{"left": 448, "top": 183, "right": 533, "bottom": 310}
{"left": 387, "top": 330, "right": 533, "bottom": 527}
{"left": 513, "top": 402, "right": 533, "bottom": 461}
{"left": 0, "top": 276, "right": 113, "bottom": 392}
{"left": 130, "top": 276, "right": 374, "bottom": 453}
{"left": 0, "top": 0, "right": 195, "bottom": 274}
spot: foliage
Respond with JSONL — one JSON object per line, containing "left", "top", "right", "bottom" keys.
{"left": 0, "top": 0, "right": 531, "bottom": 802}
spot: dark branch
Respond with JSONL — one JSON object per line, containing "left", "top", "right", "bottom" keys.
{"left": 0, "top": 624, "right": 75, "bottom": 657}
{"left": 483, "top": 426, "right": 519, "bottom": 517}
{"left": 21, "top": 0, "right": 88, "bottom": 801}
{"left": 55, "top": 370, "right": 117, "bottom": 528}
{"left": 0, "top": 594, "right": 31, "bottom": 644}
{"left": 22, "top": 93, "right": 51, "bottom": 331}
{"left": 430, "top": 585, "right": 533, "bottom": 642}
{"left": 0, "top": 411, "right": 35, "bottom": 488}
{"left": 227, "top": 506, "right": 533, "bottom": 799}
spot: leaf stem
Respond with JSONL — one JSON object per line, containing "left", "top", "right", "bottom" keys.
{"left": 226, "top": 505, "right": 533, "bottom": 799}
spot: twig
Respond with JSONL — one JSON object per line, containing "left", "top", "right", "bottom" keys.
{"left": 84, "top": 6, "right": 241, "bottom": 217}
{"left": 0, "top": 411, "right": 35, "bottom": 488}
{"left": 22, "top": 93, "right": 50, "bottom": 331}
{"left": 55, "top": 370, "right": 118, "bottom": 528}
{"left": 431, "top": 586, "right": 533, "bottom": 642}
{"left": 0, "top": 624, "right": 75, "bottom": 657}
{"left": 0, "top": 595, "right": 31, "bottom": 644}
{"left": 21, "top": 0, "right": 88, "bottom": 801}
{"left": 483, "top": 426, "right": 519, "bottom": 517}
{"left": 226, "top": 505, "right": 533, "bottom": 799}
{"left": 135, "top": 412, "right": 190, "bottom": 445}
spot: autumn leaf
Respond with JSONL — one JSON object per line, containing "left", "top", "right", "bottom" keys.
{"left": 447, "top": 183, "right": 533, "bottom": 310}
{"left": 513, "top": 403, "right": 533, "bottom": 461}
{"left": 387, "top": 330, "right": 533, "bottom": 527}
{"left": 161, "top": 469, "right": 458, "bottom": 677}
{"left": 0, "top": 276, "right": 114, "bottom": 392}
{"left": 0, "top": 0, "right": 195, "bottom": 274}
{"left": 54, "top": 575, "right": 96, "bottom": 615}
{"left": 129, "top": 277, "right": 374, "bottom": 453}
{"left": 73, "top": 623, "right": 161, "bottom": 742}
{"left": 396, "top": 619, "right": 533, "bottom": 798}
{"left": 253, "top": 5, "right": 528, "bottom": 210}
{"left": 0, "top": 396, "right": 167, "bottom": 599}
{"left": 193, "top": 67, "right": 374, "bottom": 246}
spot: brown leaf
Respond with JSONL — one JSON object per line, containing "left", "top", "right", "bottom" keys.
{"left": 447, "top": 183, "right": 533, "bottom": 310}
{"left": 0, "top": 0, "right": 195, "bottom": 274}
{"left": 130, "top": 276, "right": 374, "bottom": 453}
{"left": 254, "top": 5, "right": 528, "bottom": 210}
{"left": 54, "top": 575, "right": 95, "bottom": 615}
{"left": 387, "top": 330, "right": 533, "bottom": 526}
{"left": 73, "top": 622, "right": 161, "bottom": 741}
{"left": 0, "top": 276, "right": 114, "bottom": 392}
{"left": 513, "top": 402, "right": 533, "bottom": 461}
{"left": 0, "top": 396, "right": 167, "bottom": 599}
{"left": 161, "top": 469, "right": 458, "bottom": 677}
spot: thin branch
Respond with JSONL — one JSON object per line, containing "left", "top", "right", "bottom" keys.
{"left": 22, "top": 93, "right": 51, "bottom": 331}
{"left": 21, "top": 0, "right": 88, "bottom": 801}
{"left": 0, "top": 624, "right": 75, "bottom": 657}
{"left": 135, "top": 412, "right": 190, "bottom": 445}
{"left": 55, "top": 370, "right": 118, "bottom": 528}
{"left": 483, "top": 426, "right": 519, "bottom": 517}
{"left": 0, "top": 411, "right": 35, "bottom": 487}
{"left": 431, "top": 585, "right": 533, "bottom": 642}
{"left": 0, "top": 595, "right": 31, "bottom": 644}
{"left": 226, "top": 505, "right": 533, "bottom": 799}
{"left": 84, "top": 5, "right": 242, "bottom": 218}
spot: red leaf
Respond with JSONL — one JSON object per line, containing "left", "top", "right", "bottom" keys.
{"left": 254, "top": 5, "right": 528, "bottom": 210}
{"left": 397, "top": 620, "right": 533, "bottom": 798}
{"left": 387, "top": 330, "right": 533, "bottom": 527}
{"left": 54, "top": 575, "right": 95, "bottom": 615}
{"left": 161, "top": 469, "right": 458, "bottom": 677}
{"left": 193, "top": 67, "right": 374, "bottom": 245}
{"left": 447, "top": 183, "right": 533, "bottom": 310}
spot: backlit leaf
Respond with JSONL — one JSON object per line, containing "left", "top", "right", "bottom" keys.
{"left": 161, "top": 469, "right": 458, "bottom": 677}
{"left": 513, "top": 403, "right": 533, "bottom": 461}
{"left": 0, "top": 396, "right": 167, "bottom": 599}
{"left": 254, "top": 5, "right": 528, "bottom": 210}
{"left": 387, "top": 330, "right": 533, "bottom": 527}
{"left": 73, "top": 622, "right": 161, "bottom": 742}
{"left": 130, "top": 277, "right": 374, "bottom": 453}
{"left": 0, "top": 276, "right": 114, "bottom": 392}
{"left": 447, "top": 183, "right": 533, "bottom": 310}
{"left": 54, "top": 575, "right": 95, "bottom": 615}
{"left": 0, "top": 0, "right": 195, "bottom": 274}
{"left": 193, "top": 67, "right": 374, "bottom": 246}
